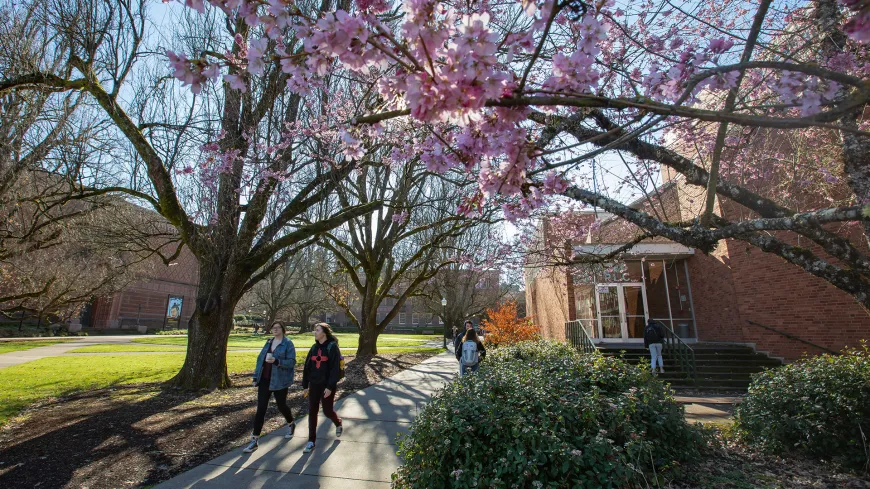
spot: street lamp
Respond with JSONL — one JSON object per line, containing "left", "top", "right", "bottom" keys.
{"left": 441, "top": 298, "right": 447, "bottom": 349}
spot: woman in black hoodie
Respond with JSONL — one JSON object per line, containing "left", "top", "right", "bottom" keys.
{"left": 301, "top": 322, "right": 343, "bottom": 453}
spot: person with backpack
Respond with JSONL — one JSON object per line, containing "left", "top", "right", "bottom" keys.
{"left": 644, "top": 318, "right": 666, "bottom": 374}
{"left": 243, "top": 322, "right": 297, "bottom": 454}
{"left": 453, "top": 320, "right": 474, "bottom": 375}
{"left": 455, "top": 328, "right": 486, "bottom": 377}
{"left": 301, "top": 322, "right": 344, "bottom": 453}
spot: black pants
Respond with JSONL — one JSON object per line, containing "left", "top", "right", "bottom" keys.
{"left": 253, "top": 380, "right": 294, "bottom": 436}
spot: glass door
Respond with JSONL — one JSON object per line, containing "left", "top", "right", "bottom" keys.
{"left": 595, "top": 285, "right": 622, "bottom": 338}
{"left": 622, "top": 284, "right": 647, "bottom": 340}
{"left": 595, "top": 283, "right": 648, "bottom": 341}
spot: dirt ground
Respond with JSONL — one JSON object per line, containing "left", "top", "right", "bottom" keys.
{"left": 0, "top": 353, "right": 437, "bottom": 489}
{"left": 669, "top": 429, "right": 870, "bottom": 489}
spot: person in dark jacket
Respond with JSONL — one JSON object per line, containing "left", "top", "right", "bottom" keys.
{"left": 455, "top": 328, "right": 486, "bottom": 377}
{"left": 643, "top": 319, "right": 665, "bottom": 374}
{"left": 243, "top": 322, "right": 297, "bottom": 453}
{"left": 453, "top": 320, "right": 474, "bottom": 375}
{"left": 301, "top": 322, "right": 343, "bottom": 453}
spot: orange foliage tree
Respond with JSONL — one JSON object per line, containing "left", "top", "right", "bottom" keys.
{"left": 480, "top": 300, "right": 540, "bottom": 347}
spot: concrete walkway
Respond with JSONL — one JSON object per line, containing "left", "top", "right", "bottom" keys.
{"left": 676, "top": 395, "right": 742, "bottom": 425}
{"left": 154, "top": 351, "right": 457, "bottom": 489}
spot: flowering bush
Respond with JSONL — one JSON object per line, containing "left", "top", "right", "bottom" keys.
{"left": 480, "top": 301, "right": 540, "bottom": 347}
{"left": 392, "top": 340, "right": 702, "bottom": 488}
{"left": 734, "top": 343, "right": 870, "bottom": 470}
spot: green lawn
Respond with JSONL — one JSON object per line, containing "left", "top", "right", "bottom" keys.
{"left": 132, "top": 333, "right": 440, "bottom": 349}
{"left": 69, "top": 344, "right": 189, "bottom": 353}
{"left": 69, "top": 343, "right": 444, "bottom": 355}
{"left": 0, "top": 352, "right": 257, "bottom": 427}
{"left": 0, "top": 346, "right": 444, "bottom": 426}
{"left": 0, "top": 340, "right": 75, "bottom": 354}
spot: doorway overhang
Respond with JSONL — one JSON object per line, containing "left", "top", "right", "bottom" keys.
{"left": 574, "top": 243, "right": 695, "bottom": 260}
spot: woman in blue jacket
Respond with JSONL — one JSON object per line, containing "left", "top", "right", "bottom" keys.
{"left": 243, "top": 322, "right": 297, "bottom": 453}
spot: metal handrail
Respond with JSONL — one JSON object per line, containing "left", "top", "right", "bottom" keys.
{"left": 565, "top": 320, "right": 598, "bottom": 355}
{"left": 745, "top": 320, "right": 839, "bottom": 355}
{"left": 651, "top": 320, "right": 697, "bottom": 386}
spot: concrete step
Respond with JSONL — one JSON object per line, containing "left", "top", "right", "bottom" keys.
{"left": 595, "top": 342, "right": 783, "bottom": 391}
{"left": 603, "top": 352, "right": 782, "bottom": 364}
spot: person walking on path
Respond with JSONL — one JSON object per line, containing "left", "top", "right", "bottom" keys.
{"left": 243, "top": 322, "right": 297, "bottom": 453}
{"left": 455, "top": 328, "right": 486, "bottom": 378}
{"left": 453, "top": 320, "right": 474, "bottom": 375}
{"left": 644, "top": 319, "right": 666, "bottom": 374}
{"left": 301, "top": 323, "right": 343, "bottom": 453}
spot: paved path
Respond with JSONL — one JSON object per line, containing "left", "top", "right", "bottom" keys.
{"left": 676, "top": 395, "right": 742, "bottom": 425}
{"left": 154, "top": 351, "right": 457, "bottom": 489}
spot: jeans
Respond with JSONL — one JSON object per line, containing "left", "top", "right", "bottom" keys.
{"left": 459, "top": 362, "right": 479, "bottom": 378}
{"left": 649, "top": 343, "right": 664, "bottom": 370}
{"left": 307, "top": 383, "right": 341, "bottom": 442}
{"left": 253, "top": 381, "right": 294, "bottom": 436}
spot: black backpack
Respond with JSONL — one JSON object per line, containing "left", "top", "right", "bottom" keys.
{"left": 644, "top": 323, "right": 663, "bottom": 344}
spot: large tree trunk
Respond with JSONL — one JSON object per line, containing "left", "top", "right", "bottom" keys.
{"left": 357, "top": 326, "right": 379, "bottom": 355}
{"left": 169, "top": 305, "right": 235, "bottom": 389}
{"left": 299, "top": 311, "right": 310, "bottom": 333}
{"left": 356, "top": 302, "right": 380, "bottom": 355}
{"left": 169, "top": 261, "right": 242, "bottom": 390}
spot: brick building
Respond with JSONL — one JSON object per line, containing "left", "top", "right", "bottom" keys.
{"left": 316, "top": 296, "right": 444, "bottom": 333}
{"left": 84, "top": 246, "right": 198, "bottom": 330}
{"left": 525, "top": 174, "right": 870, "bottom": 361}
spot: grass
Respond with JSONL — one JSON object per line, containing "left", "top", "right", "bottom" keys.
{"left": 0, "top": 352, "right": 259, "bottom": 427}
{"left": 68, "top": 344, "right": 445, "bottom": 355}
{"left": 69, "top": 344, "right": 189, "bottom": 353}
{"left": 0, "top": 346, "right": 444, "bottom": 426}
{"left": 0, "top": 340, "right": 75, "bottom": 354}
{"left": 132, "top": 333, "right": 441, "bottom": 349}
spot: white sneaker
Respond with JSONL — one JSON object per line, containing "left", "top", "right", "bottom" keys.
{"left": 336, "top": 424, "right": 343, "bottom": 437}
{"left": 285, "top": 423, "right": 296, "bottom": 439}
{"left": 243, "top": 438, "right": 259, "bottom": 453}
{"left": 303, "top": 441, "right": 315, "bottom": 453}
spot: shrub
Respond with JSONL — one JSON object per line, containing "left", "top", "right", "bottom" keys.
{"left": 393, "top": 340, "right": 701, "bottom": 488}
{"left": 154, "top": 329, "right": 188, "bottom": 335}
{"left": 734, "top": 344, "right": 870, "bottom": 470}
{"left": 479, "top": 301, "right": 540, "bottom": 348}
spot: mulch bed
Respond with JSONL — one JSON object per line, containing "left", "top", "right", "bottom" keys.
{"left": 670, "top": 429, "right": 870, "bottom": 489}
{"left": 0, "top": 352, "right": 437, "bottom": 489}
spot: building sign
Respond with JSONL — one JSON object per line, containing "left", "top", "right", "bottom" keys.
{"left": 576, "top": 262, "right": 632, "bottom": 284}
{"left": 166, "top": 296, "right": 183, "bottom": 320}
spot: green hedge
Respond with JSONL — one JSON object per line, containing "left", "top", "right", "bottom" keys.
{"left": 393, "top": 341, "right": 701, "bottom": 488}
{"left": 734, "top": 344, "right": 870, "bottom": 470}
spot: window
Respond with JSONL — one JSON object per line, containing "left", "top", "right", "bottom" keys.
{"left": 412, "top": 313, "right": 419, "bottom": 324}
{"left": 400, "top": 313, "right": 407, "bottom": 324}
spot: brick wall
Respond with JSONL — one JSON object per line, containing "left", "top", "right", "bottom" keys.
{"left": 525, "top": 173, "right": 870, "bottom": 360}
{"left": 526, "top": 266, "right": 573, "bottom": 341}
{"left": 671, "top": 176, "right": 870, "bottom": 360}
{"left": 91, "top": 246, "right": 199, "bottom": 329}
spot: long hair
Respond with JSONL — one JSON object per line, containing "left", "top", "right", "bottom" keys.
{"left": 462, "top": 328, "right": 480, "bottom": 344}
{"left": 315, "top": 322, "right": 338, "bottom": 345}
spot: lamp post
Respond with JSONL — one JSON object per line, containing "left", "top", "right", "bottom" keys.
{"left": 441, "top": 297, "right": 447, "bottom": 349}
